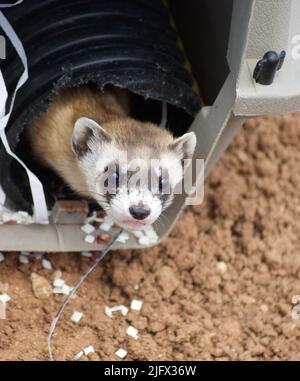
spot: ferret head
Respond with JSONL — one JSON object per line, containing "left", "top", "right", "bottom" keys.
{"left": 71, "top": 117, "right": 196, "bottom": 231}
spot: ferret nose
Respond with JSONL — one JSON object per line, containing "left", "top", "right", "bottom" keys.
{"left": 129, "top": 206, "right": 150, "bottom": 220}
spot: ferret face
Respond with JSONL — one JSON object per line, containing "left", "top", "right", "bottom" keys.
{"left": 71, "top": 117, "right": 196, "bottom": 231}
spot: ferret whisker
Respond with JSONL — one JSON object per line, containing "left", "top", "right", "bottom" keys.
{"left": 156, "top": 217, "right": 165, "bottom": 231}
{"left": 155, "top": 212, "right": 168, "bottom": 229}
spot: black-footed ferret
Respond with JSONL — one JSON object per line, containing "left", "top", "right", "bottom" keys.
{"left": 25, "top": 86, "right": 196, "bottom": 231}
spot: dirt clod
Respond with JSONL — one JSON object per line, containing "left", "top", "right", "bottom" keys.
{"left": 156, "top": 266, "right": 180, "bottom": 298}
{"left": 30, "top": 273, "right": 52, "bottom": 300}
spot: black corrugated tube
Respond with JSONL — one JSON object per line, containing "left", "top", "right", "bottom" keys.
{"left": 0, "top": 0, "right": 200, "bottom": 212}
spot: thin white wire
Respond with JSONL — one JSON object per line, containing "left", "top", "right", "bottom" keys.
{"left": 48, "top": 229, "right": 123, "bottom": 361}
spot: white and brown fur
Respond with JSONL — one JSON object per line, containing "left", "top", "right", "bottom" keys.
{"left": 25, "top": 85, "right": 196, "bottom": 231}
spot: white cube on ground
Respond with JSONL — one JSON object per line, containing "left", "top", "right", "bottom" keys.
{"left": 0, "top": 293, "right": 10, "bottom": 303}
{"left": 99, "top": 223, "right": 112, "bottom": 232}
{"left": 216, "top": 261, "right": 227, "bottom": 273}
{"left": 100, "top": 215, "right": 114, "bottom": 232}
{"left": 81, "top": 251, "right": 92, "bottom": 257}
{"left": 71, "top": 311, "right": 83, "bottom": 323}
{"left": 116, "top": 231, "right": 130, "bottom": 243}
{"left": 130, "top": 299, "right": 143, "bottom": 311}
{"left": 42, "top": 259, "right": 52, "bottom": 269}
{"left": 126, "top": 325, "right": 138, "bottom": 338}
{"left": 114, "top": 348, "right": 127, "bottom": 359}
{"left": 83, "top": 345, "right": 95, "bottom": 356}
{"left": 0, "top": 253, "right": 4, "bottom": 262}
{"left": 61, "top": 284, "right": 73, "bottom": 295}
{"left": 81, "top": 223, "right": 95, "bottom": 235}
{"left": 84, "top": 235, "right": 95, "bottom": 244}
{"left": 19, "top": 254, "right": 29, "bottom": 264}
{"left": 53, "top": 279, "right": 65, "bottom": 288}
{"left": 84, "top": 234, "right": 95, "bottom": 243}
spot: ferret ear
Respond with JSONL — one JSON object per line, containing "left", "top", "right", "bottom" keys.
{"left": 168, "top": 132, "right": 197, "bottom": 160}
{"left": 72, "top": 117, "right": 111, "bottom": 158}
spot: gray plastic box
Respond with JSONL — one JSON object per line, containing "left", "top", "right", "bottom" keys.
{"left": 1, "top": 0, "right": 299, "bottom": 251}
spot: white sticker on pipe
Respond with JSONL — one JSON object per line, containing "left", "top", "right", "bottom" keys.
{"left": 0, "top": 185, "right": 5, "bottom": 206}
{"left": 0, "top": 63, "right": 7, "bottom": 207}
{"left": 0, "top": 9, "right": 48, "bottom": 223}
{"left": 0, "top": 1, "right": 23, "bottom": 8}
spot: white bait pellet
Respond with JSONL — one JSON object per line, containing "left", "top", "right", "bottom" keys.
{"left": 71, "top": 311, "right": 83, "bottom": 323}
{"left": 114, "top": 348, "right": 127, "bottom": 359}
{"left": 81, "top": 223, "right": 95, "bottom": 235}
{"left": 130, "top": 299, "right": 143, "bottom": 311}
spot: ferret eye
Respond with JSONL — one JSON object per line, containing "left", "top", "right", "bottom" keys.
{"left": 104, "top": 166, "right": 108, "bottom": 172}
{"left": 108, "top": 170, "right": 119, "bottom": 188}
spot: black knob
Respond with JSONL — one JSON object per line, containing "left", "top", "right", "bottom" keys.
{"left": 253, "top": 50, "right": 286, "bottom": 85}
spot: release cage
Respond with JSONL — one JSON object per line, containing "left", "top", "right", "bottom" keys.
{"left": 0, "top": 0, "right": 300, "bottom": 251}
